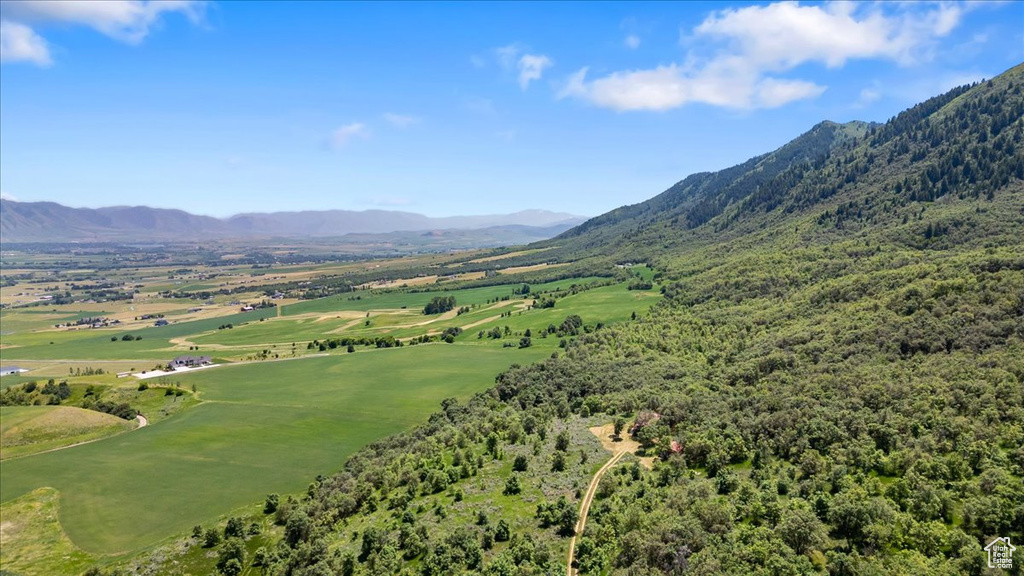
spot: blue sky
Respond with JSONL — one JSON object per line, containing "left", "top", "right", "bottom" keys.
{"left": 1, "top": 1, "right": 1021, "bottom": 218}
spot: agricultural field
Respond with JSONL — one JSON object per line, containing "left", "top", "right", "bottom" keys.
{"left": 0, "top": 255, "right": 659, "bottom": 573}
{"left": 0, "top": 405, "right": 137, "bottom": 460}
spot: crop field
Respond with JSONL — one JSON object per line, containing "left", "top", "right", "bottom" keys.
{"left": 0, "top": 346, "right": 552, "bottom": 555}
{"left": 0, "top": 267, "right": 660, "bottom": 567}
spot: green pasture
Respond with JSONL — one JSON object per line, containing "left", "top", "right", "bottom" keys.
{"left": 0, "top": 406, "right": 136, "bottom": 460}
{"left": 192, "top": 277, "right": 650, "bottom": 348}
{"left": 281, "top": 277, "right": 605, "bottom": 316}
{"left": 0, "top": 344, "right": 550, "bottom": 555}
{"left": 0, "top": 308, "right": 279, "bottom": 362}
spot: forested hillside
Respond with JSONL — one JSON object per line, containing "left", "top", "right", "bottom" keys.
{"left": 130, "top": 65, "right": 1023, "bottom": 576}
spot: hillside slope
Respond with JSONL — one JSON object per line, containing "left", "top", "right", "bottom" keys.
{"left": 123, "top": 65, "right": 1024, "bottom": 576}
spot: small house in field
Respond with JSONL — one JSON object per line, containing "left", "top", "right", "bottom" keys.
{"left": 241, "top": 305, "right": 255, "bottom": 311}
{"left": 154, "top": 319, "right": 169, "bottom": 326}
{"left": 167, "top": 355, "right": 212, "bottom": 370}
{"left": 0, "top": 366, "right": 28, "bottom": 377}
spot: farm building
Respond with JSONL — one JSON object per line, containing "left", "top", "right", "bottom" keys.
{"left": 0, "top": 366, "right": 29, "bottom": 377}
{"left": 167, "top": 355, "right": 212, "bottom": 370}
{"left": 154, "top": 319, "right": 169, "bottom": 326}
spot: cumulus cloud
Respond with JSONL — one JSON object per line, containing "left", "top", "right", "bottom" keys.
{"left": 0, "top": 0, "right": 204, "bottom": 66}
{"left": 560, "top": 62, "right": 825, "bottom": 111}
{"left": 562, "top": 1, "right": 972, "bottom": 112}
{"left": 0, "top": 20, "right": 50, "bottom": 65}
{"left": 382, "top": 113, "right": 419, "bottom": 128}
{"left": 517, "top": 54, "right": 552, "bottom": 90}
{"left": 330, "top": 123, "right": 369, "bottom": 149}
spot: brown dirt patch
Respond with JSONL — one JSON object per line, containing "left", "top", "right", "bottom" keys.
{"left": 589, "top": 423, "right": 654, "bottom": 469}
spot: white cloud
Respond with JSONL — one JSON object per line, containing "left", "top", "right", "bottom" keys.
{"left": 0, "top": 191, "right": 19, "bottom": 201}
{"left": 469, "top": 54, "right": 487, "bottom": 69}
{"left": 495, "top": 129, "right": 517, "bottom": 142}
{"left": 1, "top": 0, "right": 204, "bottom": 44}
{"left": 755, "top": 77, "right": 826, "bottom": 108}
{"left": 560, "top": 60, "right": 825, "bottom": 111}
{"left": 693, "top": 1, "right": 962, "bottom": 68}
{"left": 0, "top": 20, "right": 51, "bottom": 65}
{"left": 517, "top": 54, "right": 552, "bottom": 90}
{"left": 491, "top": 44, "right": 553, "bottom": 89}
{"left": 330, "top": 123, "right": 369, "bottom": 149}
{"left": 624, "top": 34, "right": 641, "bottom": 50}
{"left": 562, "top": 1, "right": 972, "bottom": 112}
{"left": 0, "top": 1, "right": 203, "bottom": 67}
{"left": 382, "top": 113, "right": 419, "bottom": 128}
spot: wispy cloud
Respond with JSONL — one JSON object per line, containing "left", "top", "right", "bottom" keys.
{"left": 330, "top": 123, "right": 369, "bottom": 149}
{"left": 493, "top": 43, "right": 553, "bottom": 90}
{"left": 495, "top": 129, "right": 517, "bottom": 142}
{"left": 382, "top": 113, "right": 419, "bottom": 128}
{"left": 0, "top": 20, "right": 50, "bottom": 65}
{"left": 0, "top": 191, "right": 18, "bottom": 201}
{"left": 465, "top": 96, "right": 496, "bottom": 115}
{"left": 853, "top": 85, "right": 882, "bottom": 108}
{"left": 624, "top": 34, "right": 641, "bottom": 50}
{"left": 517, "top": 54, "right": 552, "bottom": 90}
{"left": 495, "top": 43, "right": 520, "bottom": 70}
{"left": 0, "top": 0, "right": 204, "bottom": 66}
{"left": 561, "top": 2, "right": 974, "bottom": 112}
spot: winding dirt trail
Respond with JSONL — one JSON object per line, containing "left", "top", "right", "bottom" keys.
{"left": 567, "top": 448, "right": 628, "bottom": 576}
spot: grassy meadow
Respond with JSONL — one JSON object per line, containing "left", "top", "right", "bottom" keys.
{"left": 0, "top": 269, "right": 660, "bottom": 570}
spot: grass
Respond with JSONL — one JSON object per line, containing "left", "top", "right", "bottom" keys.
{"left": 0, "top": 344, "right": 550, "bottom": 555}
{"left": 0, "top": 406, "right": 137, "bottom": 460}
{"left": 0, "top": 273, "right": 662, "bottom": 564}
{"left": 0, "top": 488, "right": 97, "bottom": 576}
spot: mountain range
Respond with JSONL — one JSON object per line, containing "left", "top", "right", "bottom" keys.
{"left": 0, "top": 201, "right": 585, "bottom": 243}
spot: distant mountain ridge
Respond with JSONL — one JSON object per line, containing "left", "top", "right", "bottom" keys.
{"left": 0, "top": 201, "right": 585, "bottom": 242}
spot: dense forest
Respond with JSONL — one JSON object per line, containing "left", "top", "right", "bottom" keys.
{"left": 123, "top": 65, "right": 1024, "bottom": 576}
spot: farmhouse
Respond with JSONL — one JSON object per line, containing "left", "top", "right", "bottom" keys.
{"left": 167, "top": 355, "right": 212, "bottom": 370}
{"left": 0, "top": 366, "right": 28, "bottom": 377}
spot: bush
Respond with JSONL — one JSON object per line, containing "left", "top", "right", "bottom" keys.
{"left": 503, "top": 474, "right": 522, "bottom": 496}
{"left": 203, "top": 527, "right": 221, "bottom": 547}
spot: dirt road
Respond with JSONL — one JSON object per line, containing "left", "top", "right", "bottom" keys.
{"left": 567, "top": 448, "right": 628, "bottom": 576}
